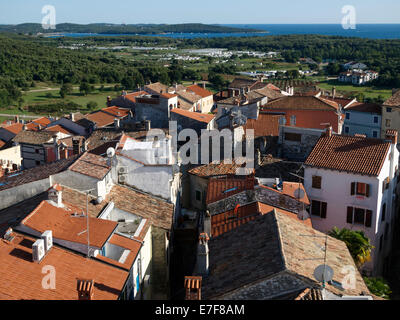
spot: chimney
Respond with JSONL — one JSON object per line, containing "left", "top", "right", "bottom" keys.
{"left": 70, "top": 113, "right": 75, "bottom": 122}
{"left": 106, "top": 96, "right": 111, "bottom": 107}
{"left": 77, "top": 279, "right": 94, "bottom": 301}
{"left": 32, "top": 239, "right": 45, "bottom": 263}
{"left": 202, "top": 82, "right": 206, "bottom": 89}
{"left": 114, "top": 118, "right": 120, "bottom": 130}
{"left": 184, "top": 276, "right": 202, "bottom": 300}
{"left": 385, "top": 129, "right": 398, "bottom": 145}
{"left": 48, "top": 184, "right": 63, "bottom": 207}
{"left": 332, "top": 87, "right": 336, "bottom": 99}
{"left": 144, "top": 120, "right": 151, "bottom": 131}
{"left": 23, "top": 124, "right": 27, "bottom": 131}
{"left": 324, "top": 125, "right": 333, "bottom": 138}
{"left": 196, "top": 233, "right": 209, "bottom": 276}
{"left": 41, "top": 230, "right": 53, "bottom": 252}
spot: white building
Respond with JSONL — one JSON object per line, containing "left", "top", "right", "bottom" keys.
{"left": 304, "top": 128, "right": 399, "bottom": 276}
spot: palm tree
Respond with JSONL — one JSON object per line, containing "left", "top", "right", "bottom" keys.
{"left": 329, "top": 227, "right": 374, "bottom": 267}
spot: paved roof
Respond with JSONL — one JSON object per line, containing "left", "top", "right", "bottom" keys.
{"left": 144, "top": 82, "right": 169, "bottom": 94}
{"left": 304, "top": 134, "right": 391, "bottom": 176}
{"left": 244, "top": 113, "right": 282, "bottom": 137}
{"left": 345, "top": 102, "right": 382, "bottom": 114}
{"left": 171, "top": 108, "right": 215, "bottom": 123}
{"left": 202, "top": 210, "right": 370, "bottom": 299}
{"left": 254, "top": 87, "right": 285, "bottom": 100}
{"left": 21, "top": 200, "right": 117, "bottom": 248}
{"left": 69, "top": 152, "right": 111, "bottom": 180}
{"left": 177, "top": 98, "right": 195, "bottom": 110}
{"left": 384, "top": 90, "right": 400, "bottom": 107}
{"left": 0, "top": 157, "right": 78, "bottom": 192}
{"left": 177, "top": 90, "right": 203, "bottom": 104}
{"left": 0, "top": 232, "right": 128, "bottom": 300}
{"left": 12, "top": 130, "right": 54, "bottom": 145}
{"left": 187, "top": 84, "right": 213, "bottom": 98}
{"left": 263, "top": 96, "right": 340, "bottom": 111}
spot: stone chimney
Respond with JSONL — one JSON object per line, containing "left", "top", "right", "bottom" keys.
{"left": 114, "top": 118, "right": 120, "bottom": 130}
{"left": 106, "top": 96, "right": 112, "bottom": 107}
{"left": 70, "top": 113, "right": 75, "bottom": 122}
{"left": 23, "top": 124, "right": 27, "bottom": 131}
{"left": 77, "top": 279, "right": 94, "bottom": 300}
{"left": 202, "top": 82, "right": 206, "bottom": 89}
{"left": 48, "top": 184, "right": 63, "bottom": 207}
{"left": 385, "top": 129, "right": 398, "bottom": 145}
{"left": 184, "top": 276, "right": 202, "bottom": 300}
{"left": 196, "top": 233, "right": 209, "bottom": 276}
{"left": 332, "top": 87, "right": 336, "bottom": 99}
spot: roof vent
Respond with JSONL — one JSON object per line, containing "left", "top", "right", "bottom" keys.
{"left": 77, "top": 279, "right": 94, "bottom": 300}
{"left": 32, "top": 239, "right": 45, "bottom": 263}
{"left": 41, "top": 230, "right": 53, "bottom": 252}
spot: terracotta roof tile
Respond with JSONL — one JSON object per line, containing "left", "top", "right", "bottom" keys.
{"left": 21, "top": 200, "right": 117, "bottom": 248}
{"left": 244, "top": 113, "right": 282, "bottom": 137}
{"left": 171, "top": 109, "right": 215, "bottom": 124}
{"left": 101, "top": 106, "right": 131, "bottom": 118}
{"left": 304, "top": 134, "right": 391, "bottom": 176}
{"left": 206, "top": 176, "right": 255, "bottom": 204}
{"left": 187, "top": 84, "right": 213, "bottom": 98}
{"left": 0, "top": 233, "right": 128, "bottom": 300}
{"left": 345, "top": 102, "right": 382, "bottom": 114}
{"left": 188, "top": 161, "right": 253, "bottom": 178}
{"left": 3, "top": 123, "right": 23, "bottom": 135}
{"left": 12, "top": 130, "right": 54, "bottom": 145}
{"left": 263, "top": 96, "right": 339, "bottom": 111}
{"left": 45, "top": 125, "right": 74, "bottom": 135}
{"left": 383, "top": 90, "right": 400, "bottom": 107}
{"left": 86, "top": 111, "right": 117, "bottom": 128}
{"left": 69, "top": 152, "right": 110, "bottom": 180}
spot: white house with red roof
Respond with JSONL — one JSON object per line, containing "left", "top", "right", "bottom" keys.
{"left": 304, "top": 128, "right": 399, "bottom": 275}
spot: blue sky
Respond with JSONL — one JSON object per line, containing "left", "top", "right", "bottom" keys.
{"left": 0, "top": 0, "right": 399, "bottom": 24}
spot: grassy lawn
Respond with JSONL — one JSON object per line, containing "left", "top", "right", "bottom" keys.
{"left": 316, "top": 80, "right": 392, "bottom": 100}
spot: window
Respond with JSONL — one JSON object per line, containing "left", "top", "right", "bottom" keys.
{"left": 382, "top": 203, "right": 386, "bottom": 222}
{"left": 35, "top": 161, "right": 40, "bottom": 166}
{"left": 344, "top": 126, "right": 349, "bottom": 134}
{"left": 386, "top": 119, "right": 391, "bottom": 127}
{"left": 373, "top": 131, "right": 378, "bottom": 138}
{"left": 311, "top": 200, "right": 327, "bottom": 218}
{"left": 351, "top": 182, "right": 370, "bottom": 197}
{"left": 346, "top": 207, "right": 372, "bottom": 227}
{"left": 387, "top": 107, "right": 392, "bottom": 113}
{"left": 195, "top": 190, "right": 201, "bottom": 202}
{"left": 346, "top": 113, "right": 350, "bottom": 120}
{"left": 35, "top": 149, "right": 39, "bottom": 154}
{"left": 284, "top": 132, "right": 301, "bottom": 142}
{"left": 290, "top": 115, "right": 296, "bottom": 126}
{"left": 312, "top": 176, "right": 322, "bottom": 189}
{"left": 373, "top": 116, "right": 379, "bottom": 124}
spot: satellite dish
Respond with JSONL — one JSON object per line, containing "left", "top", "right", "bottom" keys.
{"left": 313, "top": 264, "right": 334, "bottom": 283}
{"left": 293, "top": 187, "right": 305, "bottom": 200}
{"left": 106, "top": 147, "right": 115, "bottom": 158}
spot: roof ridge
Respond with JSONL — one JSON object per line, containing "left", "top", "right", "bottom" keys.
{"left": 271, "top": 210, "right": 288, "bottom": 271}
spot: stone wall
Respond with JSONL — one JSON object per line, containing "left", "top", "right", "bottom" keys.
{"left": 151, "top": 227, "right": 169, "bottom": 299}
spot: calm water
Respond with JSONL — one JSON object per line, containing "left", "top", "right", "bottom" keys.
{"left": 50, "top": 24, "right": 400, "bottom": 40}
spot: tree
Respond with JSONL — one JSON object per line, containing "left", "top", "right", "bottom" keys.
{"left": 363, "top": 277, "right": 391, "bottom": 299}
{"left": 208, "top": 73, "right": 227, "bottom": 92}
{"left": 79, "top": 82, "right": 91, "bottom": 96}
{"left": 329, "top": 227, "right": 374, "bottom": 267}
{"left": 60, "top": 83, "right": 73, "bottom": 99}
{"left": 86, "top": 101, "right": 98, "bottom": 111}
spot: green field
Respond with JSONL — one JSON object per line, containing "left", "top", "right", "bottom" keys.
{"left": 316, "top": 80, "right": 392, "bottom": 101}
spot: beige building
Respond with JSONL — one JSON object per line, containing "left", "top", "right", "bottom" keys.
{"left": 0, "top": 145, "right": 22, "bottom": 170}
{"left": 381, "top": 89, "right": 400, "bottom": 138}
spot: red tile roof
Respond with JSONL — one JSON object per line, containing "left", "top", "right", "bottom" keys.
{"left": 187, "top": 84, "right": 213, "bottom": 98}
{"left": 86, "top": 111, "right": 117, "bottom": 128}
{"left": 45, "top": 125, "right": 74, "bottom": 135}
{"left": 69, "top": 152, "right": 110, "bottom": 180}
{"left": 101, "top": 106, "right": 131, "bottom": 118}
{"left": 3, "top": 123, "right": 23, "bottom": 135}
{"left": 244, "top": 113, "right": 282, "bottom": 137}
{"left": 124, "top": 91, "right": 148, "bottom": 103}
{"left": 305, "top": 134, "right": 391, "bottom": 176}
{"left": 263, "top": 96, "right": 340, "bottom": 111}
{"left": 344, "top": 102, "right": 382, "bottom": 114}
{"left": 384, "top": 90, "right": 400, "bottom": 107}
{"left": 206, "top": 176, "right": 255, "bottom": 204}
{"left": 21, "top": 200, "right": 117, "bottom": 248}
{"left": 171, "top": 108, "right": 215, "bottom": 123}
{"left": 0, "top": 233, "right": 128, "bottom": 300}
{"left": 282, "top": 182, "right": 310, "bottom": 206}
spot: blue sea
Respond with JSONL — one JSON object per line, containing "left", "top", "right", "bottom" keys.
{"left": 50, "top": 24, "right": 400, "bottom": 40}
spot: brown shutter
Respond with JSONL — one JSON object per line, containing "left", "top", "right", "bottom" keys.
{"left": 347, "top": 207, "right": 353, "bottom": 224}
{"left": 321, "top": 202, "right": 327, "bottom": 219}
{"left": 366, "top": 184, "right": 370, "bottom": 197}
{"left": 351, "top": 182, "right": 355, "bottom": 195}
{"left": 365, "top": 210, "right": 372, "bottom": 228}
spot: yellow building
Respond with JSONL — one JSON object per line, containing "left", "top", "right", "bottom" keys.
{"left": 381, "top": 90, "right": 400, "bottom": 138}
